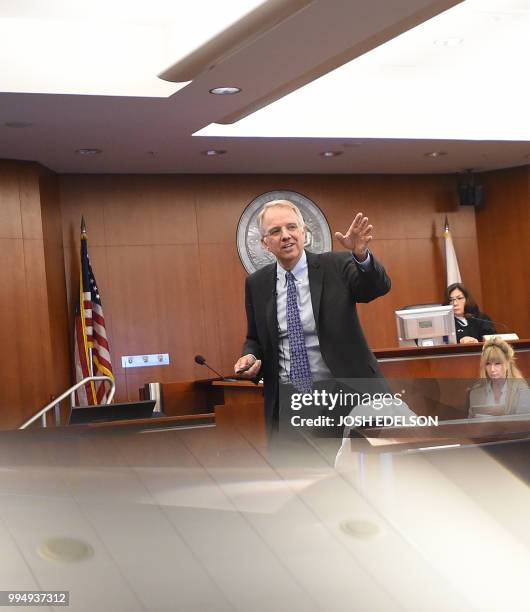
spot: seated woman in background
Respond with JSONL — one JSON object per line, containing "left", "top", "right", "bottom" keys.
{"left": 444, "top": 282, "right": 496, "bottom": 344}
{"left": 468, "top": 337, "right": 529, "bottom": 417}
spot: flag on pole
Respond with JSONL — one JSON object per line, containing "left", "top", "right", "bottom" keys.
{"left": 443, "top": 216, "right": 462, "bottom": 287}
{"left": 74, "top": 217, "right": 114, "bottom": 406}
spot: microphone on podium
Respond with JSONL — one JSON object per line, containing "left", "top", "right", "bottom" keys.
{"left": 194, "top": 355, "right": 237, "bottom": 382}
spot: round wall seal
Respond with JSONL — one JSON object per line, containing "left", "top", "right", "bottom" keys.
{"left": 237, "top": 190, "right": 332, "bottom": 274}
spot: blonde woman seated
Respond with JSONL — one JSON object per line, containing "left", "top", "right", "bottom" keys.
{"left": 468, "top": 337, "right": 530, "bottom": 418}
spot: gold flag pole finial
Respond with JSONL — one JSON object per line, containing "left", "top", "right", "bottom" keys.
{"left": 443, "top": 215, "right": 449, "bottom": 233}
{"left": 81, "top": 216, "right": 87, "bottom": 236}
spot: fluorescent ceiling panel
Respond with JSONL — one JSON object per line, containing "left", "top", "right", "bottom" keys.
{"left": 196, "top": 0, "right": 530, "bottom": 140}
{"left": 0, "top": 0, "right": 264, "bottom": 97}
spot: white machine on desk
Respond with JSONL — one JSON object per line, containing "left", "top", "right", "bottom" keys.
{"left": 395, "top": 304, "right": 457, "bottom": 347}
{"left": 483, "top": 333, "right": 519, "bottom": 341}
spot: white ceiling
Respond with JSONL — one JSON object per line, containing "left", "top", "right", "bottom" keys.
{"left": 0, "top": 0, "right": 529, "bottom": 175}
{"left": 199, "top": 0, "right": 530, "bottom": 141}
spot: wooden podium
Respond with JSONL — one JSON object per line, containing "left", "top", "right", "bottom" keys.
{"left": 152, "top": 378, "right": 266, "bottom": 445}
{"left": 211, "top": 380, "right": 266, "bottom": 446}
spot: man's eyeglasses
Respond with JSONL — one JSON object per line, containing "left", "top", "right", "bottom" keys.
{"left": 449, "top": 296, "right": 465, "bottom": 303}
{"left": 262, "top": 223, "right": 301, "bottom": 238}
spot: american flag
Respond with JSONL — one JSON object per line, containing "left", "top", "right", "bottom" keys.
{"left": 74, "top": 218, "right": 114, "bottom": 405}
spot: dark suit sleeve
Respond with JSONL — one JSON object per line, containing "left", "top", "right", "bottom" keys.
{"left": 241, "top": 277, "right": 264, "bottom": 360}
{"left": 337, "top": 252, "right": 391, "bottom": 303}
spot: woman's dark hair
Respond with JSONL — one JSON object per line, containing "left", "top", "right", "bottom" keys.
{"left": 443, "top": 282, "right": 479, "bottom": 315}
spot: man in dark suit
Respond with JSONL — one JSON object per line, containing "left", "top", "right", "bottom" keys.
{"left": 234, "top": 200, "right": 391, "bottom": 435}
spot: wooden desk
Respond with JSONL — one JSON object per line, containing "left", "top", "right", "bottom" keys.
{"left": 373, "top": 341, "right": 530, "bottom": 419}
{"left": 151, "top": 341, "right": 529, "bottom": 437}
{"left": 375, "top": 339, "right": 530, "bottom": 379}
{"left": 76, "top": 413, "right": 215, "bottom": 430}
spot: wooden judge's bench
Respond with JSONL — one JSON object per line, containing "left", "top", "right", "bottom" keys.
{"left": 376, "top": 339, "right": 530, "bottom": 378}
{"left": 150, "top": 340, "right": 530, "bottom": 441}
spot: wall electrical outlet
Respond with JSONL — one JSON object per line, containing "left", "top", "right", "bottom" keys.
{"left": 121, "top": 353, "right": 170, "bottom": 368}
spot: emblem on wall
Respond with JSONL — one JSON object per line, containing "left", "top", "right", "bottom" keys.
{"left": 236, "top": 190, "right": 332, "bottom": 274}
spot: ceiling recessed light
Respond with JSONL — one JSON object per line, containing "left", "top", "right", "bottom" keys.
{"left": 75, "top": 148, "right": 102, "bottom": 156}
{"left": 320, "top": 151, "right": 343, "bottom": 158}
{"left": 339, "top": 519, "right": 382, "bottom": 539}
{"left": 424, "top": 151, "right": 447, "bottom": 158}
{"left": 37, "top": 537, "right": 94, "bottom": 563}
{"left": 201, "top": 149, "right": 226, "bottom": 156}
{"left": 433, "top": 37, "right": 463, "bottom": 47}
{"left": 4, "top": 121, "right": 33, "bottom": 128}
{"left": 209, "top": 86, "right": 241, "bottom": 95}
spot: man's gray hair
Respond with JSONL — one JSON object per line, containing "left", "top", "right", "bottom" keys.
{"left": 257, "top": 199, "right": 305, "bottom": 236}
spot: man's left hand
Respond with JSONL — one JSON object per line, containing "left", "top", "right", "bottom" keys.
{"left": 335, "top": 212, "right": 373, "bottom": 260}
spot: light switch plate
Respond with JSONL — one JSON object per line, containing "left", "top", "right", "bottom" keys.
{"left": 121, "top": 353, "right": 170, "bottom": 368}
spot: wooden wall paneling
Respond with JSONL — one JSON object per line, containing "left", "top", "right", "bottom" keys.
{"left": 19, "top": 238, "right": 56, "bottom": 419}
{"left": 105, "top": 244, "right": 208, "bottom": 400}
{"left": 150, "top": 243, "right": 208, "bottom": 379}
{"left": 60, "top": 175, "right": 108, "bottom": 248}
{"left": 102, "top": 175, "right": 198, "bottom": 246}
{"left": 60, "top": 175, "right": 108, "bottom": 333}
{"left": 0, "top": 164, "right": 38, "bottom": 427}
{"left": 317, "top": 174, "right": 479, "bottom": 348}
{"left": 198, "top": 244, "right": 247, "bottom": 376}
{"left": 356, "top": 238, "right": 443, "bottom": 349}
{"left": 194, "top": 174, "right": 267, "bottom": 244}
{"left": 0, "top": 239, "right": 28, "bottom": 427}
{"left": 40, "top": 171, "right": 71, "bottom": 401}
{"left": 97, "top": 243, "right": 146, "bottom": 402}
{"left": 0, "top": 162, "right": 23, "bottom": 238}
{"left": 19, "top": 165, "right": 44, "bottom": 239}
{"left": 61, "top": 174, "right": 206, "bottom": 395}
{"left": 0, "top": 162, "right": 71, "bottom": 428}
{"left": 62, "top": 244, "right": 78, "bottom": 335}
{"left": 475, "top": 166, "right": 530, "bottom": 338}
{"left": 19, "top": 167, "right": 63, "bottom": 424}
{"left": 194, "top": 176, "right": 273, "bottom": 374}
{"left": 336, "top": 174, "right": 456, "bottom": 241}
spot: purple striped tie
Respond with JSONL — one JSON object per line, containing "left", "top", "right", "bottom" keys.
{"left": 286, "top": 271, "right": 313, "bottom": 393}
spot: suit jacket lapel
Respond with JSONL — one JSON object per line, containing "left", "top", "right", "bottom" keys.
{"left": 265, "top": 263, "right": 279, "bottom": 354}
{"left": 307, "top": 251, "right": 323, "bottom": 333}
